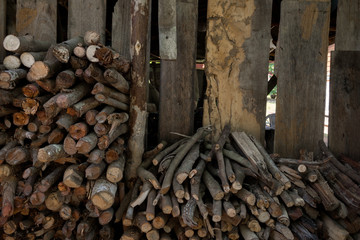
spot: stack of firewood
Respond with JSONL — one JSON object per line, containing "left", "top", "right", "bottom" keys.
{"left": 116, "top": 125, "right": 360, "bottom": 240}
{"left": 0, "top": 31, "right": 132, "bottom": 239}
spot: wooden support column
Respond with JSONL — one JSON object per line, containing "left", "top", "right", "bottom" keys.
{"left": 204, "top": 0, "right": 272, "bottom": 142}
{"left": 274, "top": 0, "right": 331, "bottom": 158}
{"left": 112, "top": 0, "right": 131, "bottom": 60}
{"left": 0, "top": 0, "right": 5, "bottom": 62}
{"left": 126, "top": 0, "right": 151, "bottom": 185}
{"left": 329, "top": 52, "right": 360, "bottom": 160}
{"left": 158, "top": 0, "right": 198, "bottom": 142}
{"left": 16, "top": 0, "right": 57, "bottom": 43}
{"left": 328, "top": 0, "right": 360, "bottom": 160}
{"left": 68, "top": 0, "right": 106, "bottom": 43}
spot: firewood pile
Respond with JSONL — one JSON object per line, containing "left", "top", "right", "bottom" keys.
{"left": 0, "top": 31, "right": 131, "bottom": 239}
{"left": 118, "top": 125, "right": 360, "bottom": 240}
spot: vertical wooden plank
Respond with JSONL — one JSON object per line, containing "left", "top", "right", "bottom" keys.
{"left": 204, "top": 0, "right": 272, "bottom": 142}
{"left": 112, "top": 0, "right": 131, "bottom": 60}
{"left": 0, "top": 0, "right": 6, "bottom": 62}
{"left": 68, "top": 0, "right": 106, "bottom": 43}
{"left": 16, "top": 0, "right": 57, "bottom": 43}
{"left": 329, "top": 51, "right": 360, "bottom": 160}
{"left": 158, "top": 0, "right": 198, "bottom": 142}
{"left": 274, "top": 0, "right": 330, "bottom": 158}
{"left": 335, "top": 0, "right": 360, "bottom": 51}
{"left": 158, "top": 0, "right": 177, "bottom": 60}
{"left": 126, "top": 0, "right": 151, "bottom": 184}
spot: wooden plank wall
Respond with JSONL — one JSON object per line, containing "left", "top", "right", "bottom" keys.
{"left": 16, "top": 0, "right": 57, "bottom": 43}
{"left": 158, "top": 0, "right": 198, "bottom": 142}
{"left": 112, "top": 0, "right": 131, "bottom": 60}
{"left": 0, "top": 0, "right": 5, "bottom": 62}
{"left": 335, "top": 0, "right": 360, "bottom": 51}
{"left": 274, "top": 0, "right": 331, "bottom": 158}
{"left": 68, "top": 0, "right": 106, "bottom": 43}
{"left": 328, "top": 0, "right": 360, "bottom": 160}
{"left": 329, "top": 52, "right": 360, "bottom": 160}
{"left": 204, "top": 0, "right": 272, "bottom": 142}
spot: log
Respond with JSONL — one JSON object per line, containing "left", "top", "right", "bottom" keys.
{"left": 38, "top": 144, "right": 67, "bottom": 163}
{"left": 94, "top": 123, "right": 110, "bottom": 137}
{"left": 63, "top": 135, "right": 77, "bottom": 155}
{"left": 107, "top": 113, "right": 130, "bottom": 137}
{"left": 0, "top": 69, "right": 27, "bottom": 89}
{"left": 27, "top": 45, "right": 63, "bottom": 82}
{"left": 85, "top": 161, "right": 106, "bottom": 180}
{"left": 20, "top": 52, "right": 47, "bottom": 68}
{"left": 85, "top": 109, "right": 98, "bottom": 126}
{"left": 176, "top": 143, "right": 200, "bottom": 184}
{"left": 69, "top": 122, "right": 89, "bottom": 140}
{"left": 92, "top": 82, "right": 129, "bottom": 104}
{"left": 1, "top": 176, "right": 17, "bottom": 217}
{"left": 38, "top": 166, "right": 66, "bottom": 192}
{"left": 99, "top": 208, "right": 114, "bottom": 225}
{"left": 106, "top": 156, "right": 125, "bottom": 183}
{"left": 3, "top": 35, "right": 51, "bottom": 53}
{"left": 86, "top": 45, "right": 100, "bottom": 62}
{"left": 240, "top": 224, "right": 260, "bottom": 239}
{"left": 103, "top": 68, "right": 130, "bottom": 94}
{"left": 67, "top": 97, "right": 101, "bottom": 117}
{"left": 3, "top": 55, "right": 21, "bottom": 70}
{"left": 95, "top": 94, "right": 129, "bottom": 111}
{"left": 5, "top": 146, "right": 30, "bottom": 165}
{"left": 105, "top": 139, "right": 125, "bottom": 163}
{"left": 96, "top": 106, "right": 115, "bottom": 123}
{"left": 98, "top": 123, "right": 128, "bottom": 150}
{"left": 235, "top": 188, "right": 256, "bottom": 206}
{"left": 45, "top": 191, "right": 65, "bottom": 211}
{"left": 52, "top": 36, "right": 84, "bottom": 63}
{"left": 56, "top": 82, "right": 91, "bottom": 109}
{"left": 76, "top": 132, "right": 98, "bottom": 154}
{"left": 12, "top": 111, "right": 30, "bottom": 126}
{"left": 152, "top": 212, "right": 169, "bottom": 230}
{"left": 202, "top": 170, "right": 224, "bottom": 200}
{"left": 120, "top": 227, "right": 141, "bottom": 240}
{"left": 91, "top": 179, "right": 117, "bottom": 210}
{"left": 89, "top": 148, "right": 105, "bottom": 164}
{"left": 322, "top": 213, "right": 349, "bottom": 240}
{"left": 63, "top": 164, "right": 86, "bottom": 188}
{"left": 36, "top": 79, "right": 56, "bottom": 94}
{"left": 134, "top": 212, "right": 152, "bottom": 233}
{"left": 55, "top": 69, "right": 76, "bottom": 91}
{"left": 46, "top": 128, "right": 64, "bottom": 145}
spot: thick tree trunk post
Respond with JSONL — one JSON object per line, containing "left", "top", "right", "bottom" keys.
{"left": 16, "top": 0, "right": 57, "bottom": 43}
{"left": 274, "top": 0, "right": 331, "bottom": 157}
{"left": 68, "top": 0, "right": 106, "bottom": 43}
{"left": 328, "top": 0, "right": 360, "bottom": 160}
{"left": 158, "top": 0, "right": 197, "bottom": 143}
{"left": 126, "top": 0, "right": 151, "bottom": 185}
{"left": 0, "top": 0, "right": 5, "bottom": 62}
{"left": 204, "top": 0, "right": 272, "bottom": 142}
{"left": 112, "top": 0, "right": 131, "bottom": 60}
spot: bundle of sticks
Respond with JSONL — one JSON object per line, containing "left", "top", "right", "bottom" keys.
{"left": 0, "top": 31, "right": 133, "bottom": 239}
{"left": 116, "top": 125, "right": 360, "bottom": 240}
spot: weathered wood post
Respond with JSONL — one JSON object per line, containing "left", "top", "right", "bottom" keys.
{"left": 158, "top": 0, "right": 198, "bottom": 143}
{"left": 112, "top": 0, "right": 131, "bottom": 60}
{"left": 126, "top": 0, "right": 151, "bottom": 185}
{"left": 328, "top": 0, "right": 360, "bottom": 160}
{"left": 68, "top": 0, "right": 106, "bottom": 43}
{"left": 204, "top": 0, "right": 273, "bottom": 142}
{"left": 16, "top": 0, "right": 57, "bottom": 43}
{"left": 0, "top": 0, "right": 6, "bottom": 61}
{"left": 274, "top": 0, "right": 331, "bottom": 157}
